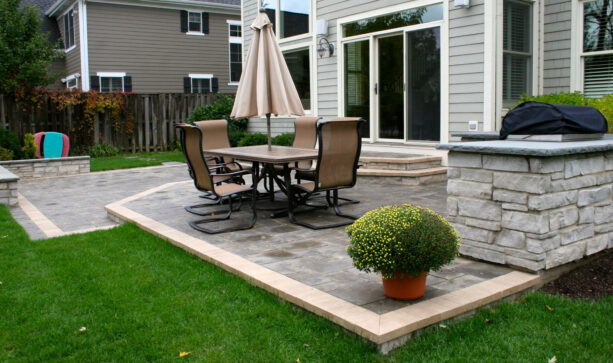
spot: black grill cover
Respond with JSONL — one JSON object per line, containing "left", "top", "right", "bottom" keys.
{"left": 500, "top": 102, "right": 608, "bottom": 139}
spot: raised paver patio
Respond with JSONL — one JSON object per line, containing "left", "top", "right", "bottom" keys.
{"left": 11, "top": 163, "right": 539, "bottom": 353}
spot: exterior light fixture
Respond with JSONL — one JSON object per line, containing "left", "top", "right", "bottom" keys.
{"left": 454, "top": 0, "right": 470, "bottom": 8}
{"left": 317, "top": 38, "right": 334, "bottom": 58}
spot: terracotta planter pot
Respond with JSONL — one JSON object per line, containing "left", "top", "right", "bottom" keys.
{"left": 382, "top": 271, "right": 427, "bottom": 300}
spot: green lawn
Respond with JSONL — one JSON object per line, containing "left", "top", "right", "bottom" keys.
{"left": 90, "top": 151, "right": 185, "bottom": 171}
{"left": 0, "top": 205, "right": 611, "bottom": 362}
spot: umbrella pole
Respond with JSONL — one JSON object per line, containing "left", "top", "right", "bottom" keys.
{"left": 266, "top": 113, "right": 272, "bottom": 151}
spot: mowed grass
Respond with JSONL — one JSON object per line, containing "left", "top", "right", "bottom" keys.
{"left": 90, "top": 150, "right": 185, "bottom": 171}
{"left": 0, "top": 205, "right": 611, "bottom": 362}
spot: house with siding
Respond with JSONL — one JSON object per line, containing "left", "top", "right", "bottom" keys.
{"left": 242, "top": 0, "right": 612, "bottom": 144}
{"left": 42, "top": 0, "right": 242, "bottom": 94}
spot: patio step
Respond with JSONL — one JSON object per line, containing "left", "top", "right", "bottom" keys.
{"left": 357, "top": 155, "right": 447, "bottom": 185}
{"left": 359, "top": 155, "right": 442, "bottom": 171}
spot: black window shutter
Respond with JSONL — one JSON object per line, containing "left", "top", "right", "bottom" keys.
{"left": 202, "top": 12, "right": 209, "bottom": 34}
{"left": 90, "top": 76, "right": 100, "bottom": 91}
{"left": 180, "top": 10, "right": 188, "bottom": 33}
{"left": 183, "top": 77, "right": 191, "bottom": 93}
{"left": 123, "top": 76, "right": 132, "bottom": 92}
{"left": 211, "top": 77, "right": 219, "bottom": 93}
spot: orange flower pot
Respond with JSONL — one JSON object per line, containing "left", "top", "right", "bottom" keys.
{"left": 382, "top": 271, "right": 427, "bottom": 300}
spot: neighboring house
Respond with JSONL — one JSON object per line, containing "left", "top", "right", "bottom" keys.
{"left": 41, "top": 0, "right": 242, "bottom": 93}
{"left": 242, "top": 0, "right": 613, "bottom": 143}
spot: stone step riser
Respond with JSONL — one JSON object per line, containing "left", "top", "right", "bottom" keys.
{"left": 358, "top": 173, "right": 447, "bottom": 186}
{"left": 361, "top": 161, "right": 441, "bottom": 171}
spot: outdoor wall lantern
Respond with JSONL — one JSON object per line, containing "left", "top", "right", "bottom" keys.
{"left": 318, "top": 38, "right": 334, "bottom": 58}
{"left": 454, "top": 0, "right": 470, "bottom": 8}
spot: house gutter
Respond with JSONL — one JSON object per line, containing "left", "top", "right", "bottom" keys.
{"left": 47, "top": 0, "right": 239, "bottom": 17}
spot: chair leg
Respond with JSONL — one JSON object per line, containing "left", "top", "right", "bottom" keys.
{"left": 325, "top": 190, "right": 360, "bottom": 206}
{"left": 186, "top": 194, "right": 242, "bottom": 216}
{"left": 189, "top": 191, "right": 257, "bottom": 234}
{"left": 288, "top": 189, "right": 357, "bottom": 230}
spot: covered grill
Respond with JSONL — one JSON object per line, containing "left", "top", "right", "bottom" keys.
{"left": 500, "top": 102, "right": 608, "bottom": 141}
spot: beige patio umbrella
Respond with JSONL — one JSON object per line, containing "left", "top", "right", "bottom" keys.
{"left": 230, "top": 11, "right": 304, "bottom": 151}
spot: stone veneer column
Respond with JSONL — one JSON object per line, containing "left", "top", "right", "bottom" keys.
{"left": 439, "top": 139, "right": 613, "bottom": 271}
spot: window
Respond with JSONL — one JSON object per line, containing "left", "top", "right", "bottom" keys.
{"left": 582, "top": 0, "right": 613, "bottom": 97}
{"left": 90, "top": 72, "right": 131, "bottom": 92}
{"left": 189, "top": 12, "right": 201, "bottom": 32}
{"left": 263, "top": 0, "right": 310, "bottom": 39}
{"left": 283, "top": 48, "right": 310, "bottom": 109}
{"left": 342, "top": 4, "right": 444, "bottom": 37}
{"left": 503, "top": 0, "right": 532, "bottom": 105}
{"left": 228, "top": 21, "right": 242, "bottom": 84}
{"left": 63, "top": 9, "right": 75, "bottom": 50}
{"left": 180, "top": 11, "right": 209, "bottom": 34}
{"left": 64, "top": 74, "right": 79, "bottom": 90}
{"left": 185, "top": 74, "right": 219, "bottom": 93}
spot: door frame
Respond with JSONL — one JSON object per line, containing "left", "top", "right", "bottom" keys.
{"left": 337, "top": 1, "right": 449, "bottom": 144}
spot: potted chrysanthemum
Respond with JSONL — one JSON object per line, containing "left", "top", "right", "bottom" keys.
{"left": 346, "top": 204, "right": 460, "bottom": 300}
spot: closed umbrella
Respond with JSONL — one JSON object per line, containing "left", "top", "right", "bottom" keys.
{"left": 230, "top": 11, "right": 304, "bottom": 151}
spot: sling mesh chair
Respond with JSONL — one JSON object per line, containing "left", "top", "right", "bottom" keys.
{"left": 176, "top": 123, "right": 256, "bottom": 233}
{"left": 195, "top": 119, "right": 252, "bottom": 174}
{"left": 267, "top": 116, "right": 321, "bottom": 194}
{"left": 286, "top": 118, "right": 365, "bottom": 230}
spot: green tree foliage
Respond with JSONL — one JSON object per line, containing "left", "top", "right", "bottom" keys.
{"left": 0, "top": 0, "right": 60, "bottom": 95}
{"left": 0, "top": 128, "right": 22, "bottom": 159}
{"left": 187, "top": 94, "right": 248, "bottom": 146}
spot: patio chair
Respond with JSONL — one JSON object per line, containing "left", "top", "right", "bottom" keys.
{"left": 286, "top": 117, "right": 365, "bottom": 230}
{"left": 269, "top": 116, "right": 320, "bottom": 190}
{"left": 176, "top": 123, "right": 256, "bottom": 234}
{"left": 195, "top": 119, "right": 252, "bottom": 174}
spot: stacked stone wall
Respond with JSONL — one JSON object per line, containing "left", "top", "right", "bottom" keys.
{"left": 447, "top": 151, "right": 613, "bottom": 271}
{"left": 0, "top": 157, "right": 90, "bottom": 179}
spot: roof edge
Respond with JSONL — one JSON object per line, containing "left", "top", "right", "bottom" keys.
{"left": 47, "top": 0, "right": 240, "bottom": 17}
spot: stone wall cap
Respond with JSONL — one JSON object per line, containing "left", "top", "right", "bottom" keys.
{"left": 0, "top": 156, "right": 90, "bottom": 165}
{"left": 451, "top": 131, "right": 499, "bottom": 140}
{"left": 0, "top": 166, "right": 19, "bottom": 182}
{"left": 437, "top": 134, "right": 613, "bottom": 156}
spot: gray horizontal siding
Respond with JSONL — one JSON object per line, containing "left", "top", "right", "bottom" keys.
{"left": 543, "top": 0, "right": 572, "bottom": 94}
{"left": 448, "top": 0, "right": 485, "bottom": 133}
{"left": 87, "top": 3, "right": 239, "bottom": 93}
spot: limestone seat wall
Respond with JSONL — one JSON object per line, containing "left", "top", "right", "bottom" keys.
{"left": 0, "top": 156, "right": 90, "bottom": 179}
{"left": 445, "top": 150, "right": 613, "bottom": 271}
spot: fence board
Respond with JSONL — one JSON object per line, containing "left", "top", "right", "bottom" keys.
{"left": 0, "top": 93, "right": 218, "bottom": 152}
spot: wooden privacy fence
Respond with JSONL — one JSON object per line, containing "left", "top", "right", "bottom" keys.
{"left": 0, "top": 93, "right": 220, "bottom": 152}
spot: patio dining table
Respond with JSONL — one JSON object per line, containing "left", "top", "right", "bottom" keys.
{"left": 202, "top": 144, "right": 318, "bottom": 214}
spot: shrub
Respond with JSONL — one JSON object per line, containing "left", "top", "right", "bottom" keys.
{"left": 0, "top": 146, "right": 14, "bottom": 161}
{"left": 237, "top": 133, "right": 268, "bottom": 147}
{"left": 187, "top": 94, "right": 248, "bottom": 146}
{"left": 346, "top": 204, "right": 460, "bottom": 278}
{"left": 88, "top": 144, "right": 121, "bottom": 158}
{"left": 271, "top": 133, "right": 295, "bottom": 146}
{"left": 518, "top": 92, "right": 613, "bottom": 132}
{"left": 22, "top": 133, "right": 36, "bottom": 159}
{"left": 0, "top": 128, "right": 22, "bottom": 160}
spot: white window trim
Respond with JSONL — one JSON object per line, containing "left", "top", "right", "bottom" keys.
{"left": 97, "top": 72, "right": 126, "bottom": 92}
{"left": 336, "top": 0, "right": 449, "bottom": 143}
{"left": 264, "top": 0, "right": 312, "bottom": 41}
{"left": 62, "top": 7, "right": 76, "bottom": 52}
{"left": 62, "top": 73, "right": 80, "bottom": 90}
{"left": 189, "top": 73, "right": 214, "bottom": 79}
{"left": 187, "top": 10, "right": 203, "bottom": 33}
{"left": 281, "top": 43, "right": 313, "bottom": 114}
{"left": 228, "top": 20, "right": 243, "bottom": 85}
{"left": 97, "top": 72, "right": 126, "bottom": 78}
{"left": 572, "top": 0, "right": 613, "bottom": 94}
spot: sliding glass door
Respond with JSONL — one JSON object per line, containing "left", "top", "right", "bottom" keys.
{"left": 344, "top": 40, "right": 370, "bottom": 138}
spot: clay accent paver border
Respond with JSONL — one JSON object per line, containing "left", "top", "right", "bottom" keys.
{"left": 105, "top": 182, "right": 541, "bottom": 345}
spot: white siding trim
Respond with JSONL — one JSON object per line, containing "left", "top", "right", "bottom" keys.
{"left": 483, "top": 0, "right": 496, "bottom": 131}
{"left": 570, "top": 0, "right": 581, "bottom": 92}
{"left": 226, "top": 19, "right": 241, "bottom": 26}
{"left": 495, "top": 0, "right": 504, "bottom": 129}
{"left": 78, "top": 0, "right": 90, "bottom": 91}
{"left": 440, "top": 0, "right": 449, "bottom": 144}
{"left": 311, "top": 0, "right": 317, "bottom": 117}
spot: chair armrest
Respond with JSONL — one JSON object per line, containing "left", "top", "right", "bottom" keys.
{"left": 215, "top": 169, "right": 250, "bottom": 177}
